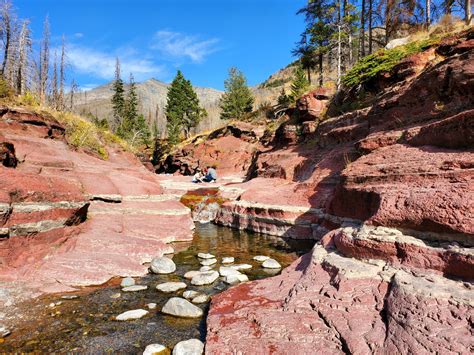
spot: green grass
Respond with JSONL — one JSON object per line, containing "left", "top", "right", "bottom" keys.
{"left": 342, "top": 37, "right": 439, "bottom": 88}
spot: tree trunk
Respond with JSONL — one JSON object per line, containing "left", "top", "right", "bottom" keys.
{"left": 318, "top": 53, "right": 323, "bottom": 87}
{"left": 426, "top": 0, "right": 431, "bottom": 28}
{"left": 337, "top": 25, "right": 342, "bottom": 89}
{"left": 368, "top": 0, "right": 373, "bottom": 54}
{"left": 360, "top": 0, "right": 366, "bottom": 58}
{"left": 1, "top": 13, "right": 10, "bottom": 76}
{"left": 466, "top": 0, "right": 472, "bottom": 25}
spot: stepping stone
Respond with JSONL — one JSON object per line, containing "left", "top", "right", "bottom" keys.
{"left": 156, "top": 282, "right": 187, "bottom": 293}
{"left": 150, "top": 257, "right": 176, "bottom": 274}
{"left": 172, "top": 339, "right": 204, "bottom": 355}
{"left": 222, "top": 257, "right": 234, "bottom": 264}
{"left": 262, "top": 259, "right": 281, "bottom": 269}
{"left": 110, "top": 293, "right": 121, "bottom": 299}
{"left": 147, "top": 303, "right": 157, "bottom": 310}
{"left": 200, "top": 258, "right": 217, "bottom": 266}
{"left": 219, "top": 266, "right": 242, "bottom": 277}
{"left": 121, "top": 277, "right": 135, "bottom": 288}
{"left": 253, "top": 255, "right": 270, "bottom": 262}
{"left": 184, "top": 270, "right": 202, "bottom": 280}
{"left": 161, "top": 297, "right": 203, "bottom": 318}
{"left": 61, "top": 295, "right": 79, "bottom": 300}
{"left": 225, "top": 274, "right": 249, "bottom": 285}
{"left": 200, "top": 266, "right": 213, "bottom": 272}
{"left": 116, "top": 309, "right": 148, "bottom": 321}
{"left": 183, "top": 290, "right": 201, "bottom": 300}
{"left": 231, "top": 264, "right": 252, "bottom": 271}
{"left": 143, "top": 343, "right": 168, "bottom": 355}
{"left": 191, "top": 294, "right": 209, "bottom": 304}
{"left": 197, "top": 252, "right": 215, "bottom": 259}
{"left": 191, "top": 271, "right": 219, "bottom": 286}
{"left": 122, "top": 285, "right": 148, "bottom": 292}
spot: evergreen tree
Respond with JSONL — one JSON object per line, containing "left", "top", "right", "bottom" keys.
{"left": 165, "top": 70, "right": 206, "bottom": 145}
{"left": 290, "top": 65, "right": 310, "bottom": 101}
{"left": 219, "top": 67, "right": 254, "bottom": 120}
{"left": 111, "top": 57, "right": 125, "bottom": 131}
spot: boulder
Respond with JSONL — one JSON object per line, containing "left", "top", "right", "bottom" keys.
{"left": 161, "top": 297, "right": 203, "bottom": 318}
{"left": 120, "top": 277, "right": 136, "bottom": 288}
{"left": 116, "top": 309, "right": 149, "bottom": 321}
{"left": 225, "top": 274, "right": 249, "bottom": 285}
{"left": 222, "top": 257, "right": 234, "bottom": 264}
{"left": 197, "top": 253, "right": 215, "bottom": 259}
{"left": 262, "top": 259, "right": 281, "bottom": 269}
{"left": 122, "top": 285, "right": 148, "bottom": 292}
{"left": 230, "top": 264, "right": 252, "bottom": 271}
{"left": 150, "top": 257, "right": 176, "bottom": 274}
{"left": 156, "top": 282, "right": 187, "bottom": 293}
{"left": 143, "top": 343, "right": 169, "bottom": 355}
{"left": 172, "top": 339, "right": 204, "bottom": 355}
{"left": 219, "top": 266, "right": 242, "bottom": 277}
{"left": 191, "top": 271, "right": 220, "bottom": 286}
{"left": 253, "top": 255, "right": 270, "bottom": 262}
{"left": 200, "top": 258, "right": 217, "bottom": 266}
{"left": 191, "top": 294, "right": 210, "bottom": 304}
{"left": 183, "top": 290, "right": 201, "bottom": 300}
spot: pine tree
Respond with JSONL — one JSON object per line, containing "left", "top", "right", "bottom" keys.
{"left": 165, "top": 70, "right": 206, "bottom": 145}
{"left": 290, "top": 65, "right": 310, "bottom": 101}
{"left": 219, "top": 67, "right": 254, "bottom": 120}
{"left": 111, "top": 57, "right": 125, "bottom": 131}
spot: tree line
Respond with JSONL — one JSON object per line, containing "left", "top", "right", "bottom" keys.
{"left": 0, "top": 0, "right": 73, "bottom": 110}
{"left": 294, "top": 0, "right": 472, "bottom": 88}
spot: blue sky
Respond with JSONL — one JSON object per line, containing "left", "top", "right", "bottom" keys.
{"left": 14, "top": 0, "right": 307, "bottom": 91}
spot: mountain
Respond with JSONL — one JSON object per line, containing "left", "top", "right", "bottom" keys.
{"left": 72, "top": 68, "right": 298, "bottom": 136}
{"left": 73, "top": 78, "right": 225, "bottom": 136}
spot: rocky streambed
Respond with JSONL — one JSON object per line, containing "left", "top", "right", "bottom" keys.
{"left": 0, "top": 223, "right": 314, "bottom": 353}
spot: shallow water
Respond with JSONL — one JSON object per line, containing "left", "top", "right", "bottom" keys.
{"left": 0, "top": 223, "right": 314, "bottom": 353}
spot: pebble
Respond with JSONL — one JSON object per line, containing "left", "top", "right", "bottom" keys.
{"left": 110, "top": 293, "right": 121, "bottom": 299}
{"left": 143, "top": 343, "right": 169, "bottom": 355}
{"left": 231, "top": 264, "right": 252, "bottom": 271}
{"left": 184, "top": 270, "right": 202, "bottom": 280}
{"left": 120, "top": 277, "right": 136, "bottom": 288}
{"left": 191, "top": 294, "right": 209, "bottom": 304}
{"left": 147, "top": 303, "right": 157, "bottom": 310}
{"left": 222, "top": 257, "right": 234, "bottom": 264}
{"left": 225, "top": 274, "right": 249, "bottom": 285}
{"left": 122, "top": 285, "right": 148, "bottom": 292}
{"left": 161, "top": 297, "right": 203, "bottom": 318}
{"left": 219, "top": 266, "right": 242, "bottom": 277}
{"left": 191, "top": 271, "right": 220, "bottom": 286}
{"left": 150, "top": 256, "right": 176, "bottom": 274}
{"left": 116, "top": 309, "right": 149, "bottom": 321}
{"left": 156, "top": 282, "right": 187, "bottom": 293}
{"left": 253, "top": 255, "right": 270, "bottom": 262}
{"left": 262, "top": 259, "right": 281, "bottom": 269}
{"left": 183, "top": 290, "right": 200, "bottom": 300}
{"left": 200, "top": 258, "right": 217, "bottom": 266}
{"left": 200, "top": 266, "right": 213, "bottom": 272}
{"left": 172, "top": 338, "right": 204, "bottom": 355}
{"left": 197, "top": 252, "right": 215, "bottom": 259}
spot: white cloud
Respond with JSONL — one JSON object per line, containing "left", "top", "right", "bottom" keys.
{"left": 67, "top": 45, "right": 164, "bottom": 81}
{"left": 151, "top": 30, "right": 219, "bottom": 63}
{"left": 73, "top": 32, "right": 84, "bottom": 38}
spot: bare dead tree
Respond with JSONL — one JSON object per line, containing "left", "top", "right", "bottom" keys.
{"left": 0, "top": 0, "right": 12, "bottom": 77}
{"left": 69, "top": 79, "right": 78, "bottom": 110}
{"left": 51, "top": 50, "right": 58, "bottom": 109}
{"left": 39, "top": 15, "right": 50, "bottom": 104}
{"left": 466, "top": 0, "right": 472, "bottom": 25}
{"left": 16, "top": 19, "right": 31, "bottom": 94}
{"left": 59, "top": 35, "right": 66, "bottom": 110}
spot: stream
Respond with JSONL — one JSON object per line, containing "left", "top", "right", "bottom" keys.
{"left": 0, "top": 223, "right": 315, "bottom": 353}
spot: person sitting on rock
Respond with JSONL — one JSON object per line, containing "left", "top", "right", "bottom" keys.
{"left": 192, "top": 168, "right": 204, "bottom": 183}
{"left": 202, "top": 165, "right": 217, "bottom": 183}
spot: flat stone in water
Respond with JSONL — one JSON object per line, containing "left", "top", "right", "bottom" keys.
{"left": 183, "top": 290, "right": 200, "bottom": 300}
{"left": 253, "top": 255, "right": 270, "bottom": 262}
{"left": 219, "top": 266, "right": 242, "bottom": 277}
{"left": 262, "top": 259, "right": 281, "bottom": 269}
{"left": 184, "top": 270, "right": 201, "bottom": 280}
{"left": 116, "top": 309, "right": 149, "bottom": 321}
{"left": 60, "top": 295, "right": 79, "bottom": 300}
{"left": 191, "top": 271, "right": 219, "bottom": 286}
{"left": 172, "top": 338, "right": 204, "bottom": 355}
{"left": 120, "top": 277, "right": 135, "bottom": 288}
{"left": 150, "top": 257, "right": 176, "bottom": 274}
{"left": 161, "top": 297, "right": 203, "bottom": 318}
{"left": 147, "top": 303, "right": 157, "bottom": 310}
{"left": 122, "top": 285, "right": 148, "bottom": 292}
{"left": 110, "top": 292, "right": 121, "bottom": 299}
{"left": 191, "top": 294, "right": 209, "bottom": 304}
{"left": 143, "top": 343, "right": 169, "bottom": 355}
{"left": 197, "top": 252, "right": 215, "bottom": 259}
{"left": 231, "top": 264, "right": 252, "bottom": 271}
{"left": 225, "top": 274, "right": 249, "bottom": 285}
{"left": 222, "top": 257, "right": 234, "bottom": 264}
{"left": 199, "top": 266, "right": 213, "bottom": 272}
{"left": 200, "top": 258, "right": 217, "bottom": 266}
{"left": 156, "top": 282, "right": 187, "bottom": 293}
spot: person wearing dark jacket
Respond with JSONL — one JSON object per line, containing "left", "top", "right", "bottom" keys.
{"left": 202, "top": 166, "right": 217, "bottom": 182}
